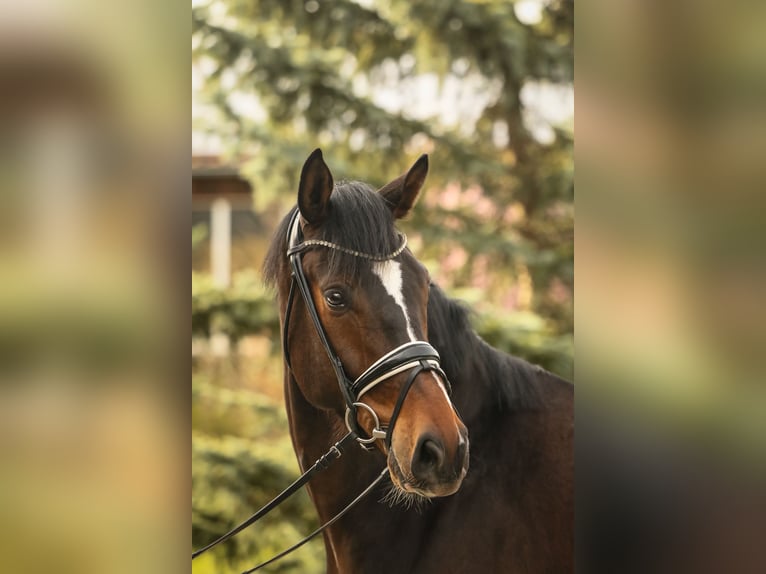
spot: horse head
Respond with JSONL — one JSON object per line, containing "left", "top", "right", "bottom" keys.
{"left": 273, "top": 149, "right": 469, "bottom": 499}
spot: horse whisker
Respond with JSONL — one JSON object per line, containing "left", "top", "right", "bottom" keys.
{"left": 380, "top": 483, "right": 431, "bottom": 513}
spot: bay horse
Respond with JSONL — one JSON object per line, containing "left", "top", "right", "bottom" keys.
{"left": 262, "top": 149, "right": 573, "bottom": 573}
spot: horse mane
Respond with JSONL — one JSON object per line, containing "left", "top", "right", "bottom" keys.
{"left": 263, "top": 182, "right": 401, "bottom": 286}
{"left": 427, "top": 283, "right": 547, "bottom": 413}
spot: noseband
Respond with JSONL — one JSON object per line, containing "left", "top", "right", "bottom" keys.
{"left": 282, "top": 210, "right": 451, "bottom": 449}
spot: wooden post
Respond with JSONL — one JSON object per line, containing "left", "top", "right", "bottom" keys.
{"left": 210, "top": 197, "right": 231, "bottom": 355}
{"left": 210, "top": 197, "right": 231, "bottom": 288}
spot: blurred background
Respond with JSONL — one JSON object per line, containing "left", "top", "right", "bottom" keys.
{"left": 0, "top": 0, "right": 187, "bottom": 573}
{"left": 577, "top": 0, "right": 766, "bottom": 572}
{"left": 1, "top": 0, "right": 763, "bottom": 572}
{"left": 191, "top": 1, "right": 572, "bottom": 572}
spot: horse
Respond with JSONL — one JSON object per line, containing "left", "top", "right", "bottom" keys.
{"left": 262, "top": 149, "right": 573, "bottom": 574}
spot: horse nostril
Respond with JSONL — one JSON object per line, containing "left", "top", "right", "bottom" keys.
{"left": 421, "top": 439, "right": 444, "bottom": 467}
{"left": 412, "top": 436, "right": 446, "bottom": 480}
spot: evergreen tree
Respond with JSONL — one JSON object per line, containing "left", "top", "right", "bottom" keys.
{"left": 192, "top": 0, "right": 573, "bottom": 339}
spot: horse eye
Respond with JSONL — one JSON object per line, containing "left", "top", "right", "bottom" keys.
{"left": 324, "top": 289, "right": 347, "bottom": 309}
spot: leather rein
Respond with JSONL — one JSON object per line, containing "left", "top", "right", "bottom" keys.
{"left": 192, "top": 210, "right": 451, "bottom": 572}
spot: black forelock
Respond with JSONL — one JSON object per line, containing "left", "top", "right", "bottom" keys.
{"left": 263, "top": 181, "right": 402, "bottom": 286}
{"left": 316, "top": 182, "right": 402, "bottom": 278}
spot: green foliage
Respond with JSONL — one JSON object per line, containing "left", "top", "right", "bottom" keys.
{"left": 192, "top": 376, "right": 325, "bottom": 573}
{"left": 192, "top": 222, "right": 209, "bottom": 250}
{"left": 192, "top": 271, "right": 280, "bottom": 344}
{"left": 193, "top": 377, "right": 287, "bottom": 440}
{"left": 192, "top": 0, "right": 574, "bottom": 335}
{"left": 476, "top": 309, "right": 573, "bottom": 379}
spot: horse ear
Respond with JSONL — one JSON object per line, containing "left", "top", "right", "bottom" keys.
{"left": 378, "top": 154, "right": 428, "bottom": 219}
{"left": 298, "top": 148, "right": 334, "bottom": 224}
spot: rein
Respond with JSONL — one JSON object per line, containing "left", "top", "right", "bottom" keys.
{"left": 192, "top": 209, "right": 451, "bottom": 571}
{"left": 191, "top": 433, "right": 355, "bottom": 561}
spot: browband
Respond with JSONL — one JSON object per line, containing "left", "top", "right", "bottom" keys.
{"left": 287, "top": 216, "right": 408, "bottom": 262}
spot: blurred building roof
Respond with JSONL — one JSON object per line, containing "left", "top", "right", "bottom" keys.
{"left": 192, "top": 155, "right": 252, "bottom": 207}
{"left": 192, "top": 155, "right": 242, "bottom": 177}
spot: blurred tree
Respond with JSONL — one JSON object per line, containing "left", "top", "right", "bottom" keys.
{"left": 192, "top": 0, "right": 573, "bottom": 336}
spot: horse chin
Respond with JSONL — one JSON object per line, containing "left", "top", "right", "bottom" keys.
{"left": 386, "top": 450, "right": 465, "bottom": 501}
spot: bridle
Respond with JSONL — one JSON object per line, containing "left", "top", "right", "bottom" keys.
{"left": 283, "top": 209, "right": 451, "bottom": 449}
{"left": 192, "top": 209, "right": 454, "bottom": 572}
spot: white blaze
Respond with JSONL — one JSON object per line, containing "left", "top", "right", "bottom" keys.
{"left": 372, "top": 260, "right": 452, "bottom": 401}
{"left": 372, "top": 260, "right": 417, "bottom": 341}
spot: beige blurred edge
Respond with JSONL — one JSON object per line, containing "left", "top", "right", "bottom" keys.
{"left": 0, "top": 0, "right": 764, "bottom": 572}
{"left": 0, "top": 1, "right": 187, "bottom": 573}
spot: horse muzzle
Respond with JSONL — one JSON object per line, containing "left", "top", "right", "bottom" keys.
{"left": 388, "top": 425, "right": 469, "bottom": 498}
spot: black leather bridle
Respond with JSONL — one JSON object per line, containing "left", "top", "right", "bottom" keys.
{"left": 192, "top": 209, "right": 453, "bottom": 572}
{"left": 283, "top": 209, "right": 451, "bottom": 449}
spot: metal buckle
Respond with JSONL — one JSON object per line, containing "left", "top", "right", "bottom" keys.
{"left": 345, "top": 402, "right": 387, "bottom": 447}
